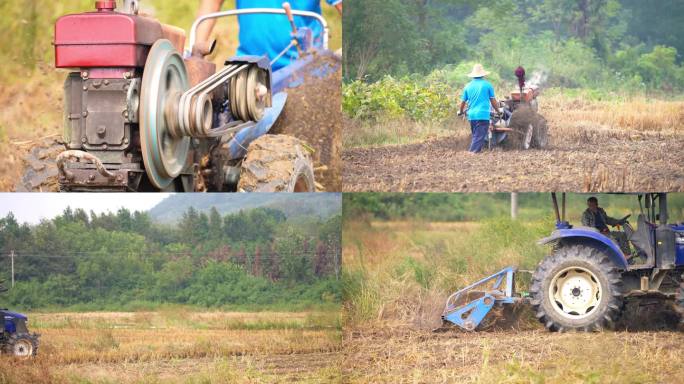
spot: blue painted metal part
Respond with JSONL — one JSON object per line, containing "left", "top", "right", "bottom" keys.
{"left": 271, "top": 49, "right": 340, "bottom": 94}
{"left": 225, "top": 92, "right": 288, "bottom": 160}
{"left": 538, "top": 228, "right": 629, "bottom": 269}
{"left": 443, "top": 294, "right": 496, "bottom": 330}
{"left": 555, "top": 221, "right": 572, "bottom": 229}
{"left": 2, "top": 310, "right": 27, "bottom": 334}
{"left": 673, "top": 224, "right": 684, "bottom": 266}
{"left": 442, "top": 267, "right": 518, "bottom": 331}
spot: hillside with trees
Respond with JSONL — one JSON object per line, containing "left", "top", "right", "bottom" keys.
{"left": 148, "top": 193, "right": 341, "bottom": 222}
{"left": 0, "top": 204, "right": 341, "bottom": 310}
{"left": 344, "top": 0, "right": 684, "bottom": 91}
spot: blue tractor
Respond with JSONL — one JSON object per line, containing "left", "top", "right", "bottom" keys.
{"left": 0, "top": 280, "right": 39, "bottom": 358}
{"left": 441, "top": 193, "right": 684, "bottom": 332}
{"left": 531, "top": 192, "right": 684, "bottom": 331}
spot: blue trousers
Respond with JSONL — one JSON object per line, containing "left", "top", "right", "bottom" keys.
{"left": 469, "top": 120, "right": 489, "bottom": 153}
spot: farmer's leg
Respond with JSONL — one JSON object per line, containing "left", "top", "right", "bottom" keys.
{"left": 610, "top": 231, "right": 630, "bottom": 255}
{"left": 468, "top": 120, "right": 488, "bottom": 153}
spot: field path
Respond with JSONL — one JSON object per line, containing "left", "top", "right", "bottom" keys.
{"left": 343, "top": 133, "right": 684, "bottom": 192}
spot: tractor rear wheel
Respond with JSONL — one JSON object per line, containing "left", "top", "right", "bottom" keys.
{"left": 530, "top": 244, "right": 623, "bottom": 332}
{"left": 5, "top": 334, "right": 38, "bottom": 359}
{"left": 237, "top": 135, "right": 315, "bottom": 192}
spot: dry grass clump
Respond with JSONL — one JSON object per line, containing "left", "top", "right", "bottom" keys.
{"left": 342, "top": 326, "right": 684, "bottom": 383}
{"left": 343, "top": 220, "right": 546, "bottom": 329}
{"left": 544, "top": 93, "right": 684, "bottom": 134}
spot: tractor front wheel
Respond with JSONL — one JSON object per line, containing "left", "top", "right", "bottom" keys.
{"left": 530, "top": 244, "right": 623, "bottom": 332}
{"left": 5, "top": 334, "right": 38, "bottom": 359}
{"left": 238, "top": 135, "right": 315, "bottom": 192}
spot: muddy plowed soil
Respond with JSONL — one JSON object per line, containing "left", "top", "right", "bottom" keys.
{"left": 272, "top": 53, "right": 342, "bottom": 191}
{"left": 13, "top": 136, "right": 63, "bottom": 192}
{"left": 343, "top": 130, "right": 684, "bottom": 192}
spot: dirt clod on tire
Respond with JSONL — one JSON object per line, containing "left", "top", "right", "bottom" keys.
{"left": 507, "top": 104, "right": 549, "bottom": 149}
{"left": 238, "top": 135, "right": 315, "bottom": 192}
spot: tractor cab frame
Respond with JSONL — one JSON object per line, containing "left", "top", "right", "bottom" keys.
{"left": 541, "top": 192, "right": 684, "bottom": 276}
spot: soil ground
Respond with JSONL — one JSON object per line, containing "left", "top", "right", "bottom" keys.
{"left": 272, "top": 53, "right": 342, "bottom": 191}
{"left": 343, "top": 130, "right": 684, "bottom": 192}
{"left": 342, "top": 325, "right": 684, "bottom": 383}
{"left": 343, "top": 96, "right": 684, "bottom": 192}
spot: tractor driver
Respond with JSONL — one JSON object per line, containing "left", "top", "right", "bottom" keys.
{"left": 582, "top": 196, "right": 630, "bottom": 253}
{"left": 458, "top": 63, "right": 501, "bottom": 154}
{"left": 196, "top": 0, "right": 343, "bottom": 71}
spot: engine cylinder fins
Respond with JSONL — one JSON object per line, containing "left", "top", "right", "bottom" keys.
{"left": 139, "top": 38, "right": 191, "bottom": 189}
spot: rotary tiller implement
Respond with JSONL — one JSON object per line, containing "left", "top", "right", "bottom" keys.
{"left": 438, "top": 267, "right": 525, "bottom": 331}
{"left": 53, "top": 1, "right": 335, "bottom": 191}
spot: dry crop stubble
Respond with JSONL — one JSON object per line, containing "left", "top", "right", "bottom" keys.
{"left": 0, "top": 310, "right": 343, "bottom": 383}
{"left": 343, "top": 94, "right": 684, "bottom": 192}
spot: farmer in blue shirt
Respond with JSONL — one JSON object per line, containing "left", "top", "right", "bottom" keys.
{"left": 458, "top": 64, "right": 501, "bottom": 153}
{"left": 196, "top": 0, "right": 342, "bottom": 71}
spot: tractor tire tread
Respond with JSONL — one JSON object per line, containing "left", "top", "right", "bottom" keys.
{"left": 530, "top": 244, "right": 623, "bottom": 332}
{"left": 237, "top": 134, "right": 315, "bottom": 192}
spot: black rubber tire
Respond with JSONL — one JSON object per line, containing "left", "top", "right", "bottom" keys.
{"left": 530, "top": 244, "right": 623, "bottom": 332}
{"left": 5, "top": 334, "right": 39, "bottom": 359}
{"left": 508, "top": 104, "right": 548, "bottom": 149}
{"left": 533, "top": 114, "right": 549, "bottom": 149}
{"left": 237, "top": 135, "right": 315, "bottom": 192}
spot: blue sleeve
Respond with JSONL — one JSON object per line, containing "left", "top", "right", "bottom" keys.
{"left": 326, "top": 0, "right": 342, "bottom": 5}
{"left": 461, "top": 88, "right": 468, "bottom": 102}
{"left": 488, "top": 83, "right": 495, "bottom": 98}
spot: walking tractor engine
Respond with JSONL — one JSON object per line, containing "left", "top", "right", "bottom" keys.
{"left": 486, "top": 66, "right": 549, "bottom": 150}
{"left": 0, "top": 281, "right": 39, "bottom": 359}
{"left": 53, "top": 1, "right": 333, "bottom": 191}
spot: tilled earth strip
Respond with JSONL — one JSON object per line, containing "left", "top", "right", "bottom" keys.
{"left": 343, "top": 132, "right": 684, "bottom": 192}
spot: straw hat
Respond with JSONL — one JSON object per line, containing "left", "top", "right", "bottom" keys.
{"left": 467, "top": 63, "right": 489, "bottom": 78}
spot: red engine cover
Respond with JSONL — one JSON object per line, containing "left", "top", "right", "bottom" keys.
{"left": 54, "top": 10, "right": 163, "bottom": 68}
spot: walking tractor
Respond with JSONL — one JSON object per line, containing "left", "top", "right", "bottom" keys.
{"left": 53, "top": 0, "right": 339, "bottom": 191}
{"left": 440, "top": 193, "right": 684, "bottom": 332}
{"left": 485, "top": 66, "right": 549, "bottom": 150}
{"left": 0, "top": 280, "right": 39, "bottom": 358}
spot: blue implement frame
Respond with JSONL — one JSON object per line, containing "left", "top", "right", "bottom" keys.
{"left": 441, "top": 267, "right": 518, "bottom": 331}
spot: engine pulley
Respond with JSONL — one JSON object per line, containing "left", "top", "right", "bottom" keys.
{"left": 139, "top": 39, "right": 191, "bottom": 189}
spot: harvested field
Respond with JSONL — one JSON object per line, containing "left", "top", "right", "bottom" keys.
{"left": 0, "top": 310, "right": 343, "bottom": 384}
{"left": 342, "top": 326, "right": 684, "bottom": 383}
{"left": 343, "top": 97, "right": 684, "bottom": 192}
{"left": 343, "top": 217, "right": 684, "bottom": 383}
